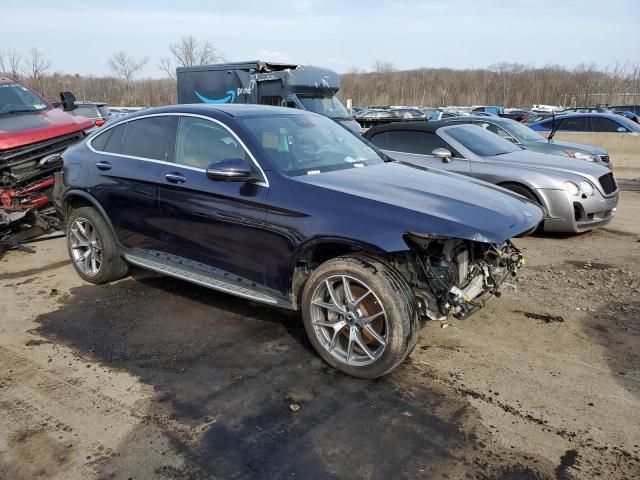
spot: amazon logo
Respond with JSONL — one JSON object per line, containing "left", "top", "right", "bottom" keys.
{"left": 194, "top": 89, "right": 236, "bottom": 104}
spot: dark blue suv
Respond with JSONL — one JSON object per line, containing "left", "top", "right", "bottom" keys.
{"left": 53, "top": 104, "right": 542, "bottom": 377}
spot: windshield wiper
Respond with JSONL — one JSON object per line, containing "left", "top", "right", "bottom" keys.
{"left": 0, "top": 108, "right": 41, "bottom": 116}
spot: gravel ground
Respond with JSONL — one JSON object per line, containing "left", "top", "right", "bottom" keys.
{"left": 0, "top": 225, "right": 639, "bottom": 479}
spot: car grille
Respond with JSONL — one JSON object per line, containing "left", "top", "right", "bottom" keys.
{"left": 599, "top": 155, "right": 609, "bottom": 163}
{"left": 598, "top": 172, "right": 617, "bottom": 195}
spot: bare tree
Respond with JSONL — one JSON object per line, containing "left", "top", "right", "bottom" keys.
{"left": 372, "top": 60, "right": 394, "bottom": 74}
{"left": 158, "top": 56, "right": 175, "bottom": 79}
{"left": 168, "top": 35, "right": 225, "bottom": 68}
{"left": 0, "top": 49, "right": 21, "bottom": 80}
{"left": 21, "top": 48, "right": 51, "bottom": 83}
{"left": 108, "top": 51, "right": 148, "bottom": 85}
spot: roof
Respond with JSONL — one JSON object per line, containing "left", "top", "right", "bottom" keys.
{"left": 125, "top": 103, "right": 308, "bottom": 119}
{"left": 365, "top": 120, "right": 450, "bottom": 136}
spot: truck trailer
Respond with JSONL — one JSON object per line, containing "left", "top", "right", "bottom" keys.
{"left": 176, "top": 61, "right": 361, "bottom": 133}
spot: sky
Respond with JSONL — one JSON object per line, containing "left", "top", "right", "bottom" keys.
{"left": 1, "top": 0, "right": 639, "bottom": 78}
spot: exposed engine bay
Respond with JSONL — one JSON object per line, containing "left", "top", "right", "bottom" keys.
{"left": 396, "top": 232, "right": 526, "bottom": 320}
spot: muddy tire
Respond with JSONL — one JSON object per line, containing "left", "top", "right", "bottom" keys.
{"left": 301, "top": 255, "right": 419, "bottom": 378}
{"left": 66, "top": 206, "right": 128, "bottom": 284}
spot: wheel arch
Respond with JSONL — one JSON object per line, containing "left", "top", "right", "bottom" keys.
{"left": 62, "top": 190, "right": 117, "bottom": 237}
{"left": 288, "top": 236, "right": 393, "bottom": 310}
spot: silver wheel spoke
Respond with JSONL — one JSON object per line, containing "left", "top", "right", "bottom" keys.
{"left": 312, "top": 299, "right": 344, "bottom": 316}
{"left": 71, "top": 229, "right": 89, "bottom": 246}
{"left": 313, "top": 318, "right": 346, "bottom": 331}
{"left": 91, "top": 255, "right": 98, "bottom": 272}
{"left": 342, "top": 275, "right": 355, "bottom": 304}
{"left": 363, "top": 323, "right": 386, "bottom": 347}
{"left": 353, "top": 288, "right": 372, "bottom": 307}
{"left": 83, "top": 250, "right": 91, "bottom": 272}
{"left": 325, "top": 280, "right": 345, "bottom": 313}
{"left": 347, "top": 327, "right": 356, "bottom": 362}
{"left": 76, "top": 221, "right": 88, "bottom": 239}
{"left": 354, "top": 330, "right": 375, "bottom": 360}
{"left": 359, "top": 310, "right": 385, "bottom": 325}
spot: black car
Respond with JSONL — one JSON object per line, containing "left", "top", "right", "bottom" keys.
{"left": 53, "top": 104, "right": 542, "bottom": 377}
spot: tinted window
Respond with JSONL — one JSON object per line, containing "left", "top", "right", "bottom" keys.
{"left": 368, "top": 132, "right": 388, "bottom": 149}
{"left": 386, "top": 131, "right": 448, "bottom": 155}
{"left": 260, "top": 96, "right": 282, "bottom": 106}
{"left": 92, "top": 123, "right": 126, "bottom": 154}
{"left": 591, "top": 117, "right": 624, "bottom": 132}
{"left": 444, "top": 125, "right": 519, "bottom": 157}
{"left": 121, "top": 116, "right": 173, "bottom": 161}
{"left": 558, "top": 117, "right": 588, "bottom": 132}
{"left": 176, "top": 117, "right": 248, "bottom": 169}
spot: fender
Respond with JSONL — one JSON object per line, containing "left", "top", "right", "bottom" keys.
{"left": 62, "top": 189, "right": 118, "bottom": 239}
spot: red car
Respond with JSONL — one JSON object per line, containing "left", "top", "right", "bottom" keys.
{"left": 0, "top": 78, "right": 94, "bottom": 249}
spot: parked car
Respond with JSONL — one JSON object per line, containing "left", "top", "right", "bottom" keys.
{"left": 364, "top": 121, "right": 618, "bottom": 233}
{"left": 54, "top": 105, "right": 542, "bottom": 378}
{"left": 67, "top": 101, "right": 111, "bottom": 126}
{"left": 608, "top": 104, "right": 640, "bottom": 116}
{"left": 355, "top": 108, "right": 399, "bottom": 120}
{"left": 472, "top": 106, "right": 504, "bottom": 115}
{"left": 502, "top": 109, "right": 535, "bottom": 122}
{"left": 528, "top": 113, "right": 640, "bottom": 133}
{"left": 442, "top": 115, "right": 611, "bottom": 167}
{"left": 389, "top": 108, "right": 425, "bottom": 119}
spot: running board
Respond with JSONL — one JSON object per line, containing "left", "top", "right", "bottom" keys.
{"left": 123, "top": 252, "right": 291, "bottom": 308}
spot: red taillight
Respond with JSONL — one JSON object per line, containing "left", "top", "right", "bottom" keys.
{"left": 95, "top": 119, "right": 106, "bottom": 127}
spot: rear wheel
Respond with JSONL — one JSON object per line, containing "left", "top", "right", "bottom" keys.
{"left": 301, "top": 255, "right": 419, "bottom": 378}
{"left": 66, "top": 206, "right": 128, "bottom": 284}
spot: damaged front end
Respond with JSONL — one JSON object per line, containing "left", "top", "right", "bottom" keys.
{"left": 396, "top": 232, "right": 525, "bottom": 320}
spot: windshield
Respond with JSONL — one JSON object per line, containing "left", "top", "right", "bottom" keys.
{"left": 298, "top": 96, "right": 350, "bottom": 119}
{"left": 241, "top": 113, "right": 383, "bottom": 177}
{"left": 444, "top": 125, "right": 520, "bottom": 157}
{"left": 500, "top": 120, "right": 546, "bottom": 142}
{"left": 0, "top": 83, "right": 49, "bottom": 114}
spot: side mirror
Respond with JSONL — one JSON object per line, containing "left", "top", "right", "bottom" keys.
{"left": 432, "top": 148, "right": 453, "bottom": 163}
{"left": 206, "top": 159, "right": 254, "bottom": 182}
{"left": 60, "top": 91, "right": 77, "bottom": 112}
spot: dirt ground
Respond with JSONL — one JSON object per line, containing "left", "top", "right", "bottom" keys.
{"left": 1, "top": 200, "right": 639, "bottom": 479}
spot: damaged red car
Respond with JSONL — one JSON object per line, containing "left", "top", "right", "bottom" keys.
{"left": 0, "top": 78, "right": 94, "bottom": 250}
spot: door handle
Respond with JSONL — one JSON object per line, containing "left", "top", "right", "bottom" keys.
{"left": 165, "top": 172, "right": 186, "bottom": 184}
{"left": 96, "top": 161, "right": 112, "bottom": 171}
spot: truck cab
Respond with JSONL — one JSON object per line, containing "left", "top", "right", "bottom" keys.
{"left": 176, "top": 61, "right": 361, "bottom": 134}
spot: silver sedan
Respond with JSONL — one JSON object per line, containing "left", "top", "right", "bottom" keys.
{"left": 364, "top": 122, "right": 618, "bottom": 233}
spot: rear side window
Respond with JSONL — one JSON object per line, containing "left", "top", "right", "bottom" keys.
{"left": 386, "top": 130, "right": 448, "bottom": 155}
{"left": 591, "top": 117, "right": 624, "bottom": 132}
{"left": 368, "top": 132, "right": 388, "bottom": 149}
{"left": 91, "top": 123, "right": 126, "bottom": 154}
{"left": 121, "top": 116, "right": 174, "bottom": 161}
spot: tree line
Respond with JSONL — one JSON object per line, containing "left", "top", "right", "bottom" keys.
{"left": 1, "top": 39, "right": 638, "bottom": 109}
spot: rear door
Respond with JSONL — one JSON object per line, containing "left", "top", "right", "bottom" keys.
{"left": 88, "top": 115, "right": 176, "bottom": 249}
{"left": 369, "top": 130, "right": 470, "bottom": 173}
{"left": 156, "top": 115, "right": 270, "bottom": 286}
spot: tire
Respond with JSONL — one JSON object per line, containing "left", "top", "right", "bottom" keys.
{"left": 501, "top": 183, "right": 544, "bottom": 236}
{"left": 66, "top": 206, "right": 129, "bottom": 284}
{"left": 301, "top": 255, "right": 419, "bottom": 378}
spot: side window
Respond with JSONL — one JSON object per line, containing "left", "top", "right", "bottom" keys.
{"left": 591, "top": 117, "right": 625, "bottom": 132}
{"left": 176, "top": 117, "right": 248, "bottom": 170}
{"left": 92, "top": 123, "right": 126, "bottom": 154}
{"left": 386, "top": 131, "right": 448, "bottom": 155}
{"left": 560, "top": 117, "right": 588, "bottom": 132}
{"left": 539, "top": 120, "right": 555, "bottom": 130}
{"left": 368, "top": 132, "right": 388, "bottom": 149}
{"left": 121, "top": 116, "right": 174, "bottom": 161}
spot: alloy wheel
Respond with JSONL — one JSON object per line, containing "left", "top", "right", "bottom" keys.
{"left": 69, "top": 217, "right": 102, "bottom": 276}
{"left": 310, "top": 275, "right": 388, "bottom": 366}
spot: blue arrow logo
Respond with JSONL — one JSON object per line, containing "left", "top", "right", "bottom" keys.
{"left": 194, "top": 89, "right": 236, "bottom": 104}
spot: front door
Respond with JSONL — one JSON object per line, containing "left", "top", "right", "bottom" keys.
{"left": 156, "top": 115, "right": 270, "bottom": 287}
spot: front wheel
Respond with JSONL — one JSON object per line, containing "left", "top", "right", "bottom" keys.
{"left": 301, "top": 255, "right": 419, "bottom": 378}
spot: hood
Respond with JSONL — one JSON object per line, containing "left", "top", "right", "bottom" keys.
{"left": 0, "top": 108, "right": 94, "bottom": 151}
{"left": 292, "top": 162, "right": 544, "bottom": 245}
{"left": 546, "top": 139, "right": 607, "bottom": 155}
{"left": 486, "top": 149, "right": 610, "bottom": 182}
